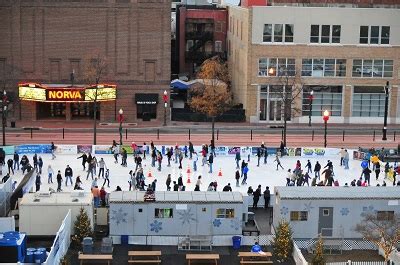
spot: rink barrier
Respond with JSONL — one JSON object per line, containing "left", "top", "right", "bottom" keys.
{"left": 1, "top": 145, "right": 352, "bottom": 158}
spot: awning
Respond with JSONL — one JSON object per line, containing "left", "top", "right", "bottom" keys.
{"left": 135, "top": 93, "right": 158, "bottom": 105}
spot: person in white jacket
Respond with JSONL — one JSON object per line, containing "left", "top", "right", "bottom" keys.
{"left": 47, "top": 165, "right": 54, "bottom": 184}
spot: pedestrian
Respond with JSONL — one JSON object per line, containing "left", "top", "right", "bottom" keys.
{"left": 222, "top": 183, "right": 232, "bottom": 192}
{"left": 77, "top": 153, "right": 88, "bottom": 170}
{"left": 92, "top": 156, "right": 98, "bottom": 175}
{"left": 103, "top": 169, "right": 110, "bottom": 188}
{"left": 151, "top": 147, "right": 156, "bottom": 167}
{"left": 241, "top": 159, "right": 246, "bottom": 177}
{"left": 263, "top": 186, "right": 270, "bottom": 209}
{"left": 235, "top": 151, "right": 241, "bottom": 169}
{"left": 343, "top": 149, "right": 350, "bottom": 169}
{"left": 374, "top": 161, "right": 381, "bottom": 180}
{"left": 47, "top": 165, "right": 54, "bottom": 184}
{"left": 33, "top": 153, "right": 38, "bottom": 169}
{"left": 178, "top": 150, "right": 183, "bottom": 169}
{"left": 65, "top": 165, "right": 73, "bottom": 186}
{"left": 157, "top": 151, "right": 163, "bottom": 171}
{"left": 13, "top": 152, "right": 19, "bottom": 170}
{"left": 86, "top": 160, "right": 95, "bottom": 180}
{"left": 56, "top": 170, "right": 62, "bottom": 192}
{"left": 142, "top": 142, "right": 147, "bottom": 160}
{"left": 128, "top": 170, "right": 135, "bottom": 191}
{"left": 178, "top": 175, "right": 183, "bottom": 190}
{"left": 35, "top": 174, "right": 41, "bottom": 192}
{"left": 274, "top": 155, "right": 284, "bottom": 170}
{"left": 121, "top": 148, "right": 128, "bottom": 167}
{"left": 51, "top": 142, "right": 56, "bottom": 160}
{"left": 166, "top": 148, "right": 172, "bottom": 167}
{"left": 305, "top": 160, "right": 312, "bottom": 173}
{"left": 174, "top": 145, "right": 179, "bottom": 164}
{"left": 173, "top": 181, "right": 179, "bottom": 191}
{"left": 256, "top": 148, "right": 261, "bottom": 167}
{"left": 194, "top": 176, "right": 202, "bottom": 191}
{"left": 193, "top": 152, "right": 198, "bottom": 172}
{"left": 111, "top": 144, "right": 119, "bottom": 164}
{"left": 166, "top": 174, "right": 171, "bottom": 191}
{"left": 100, "top": 186, "right": 107, "bottom": 207}
{"left": 286, "top": 169, "right": 292, "bottom": 186}
{"left": 208, "top": 153, "right": 214, "bottom": 173}
{"left": 184, "top": 145, "right": 188, "bottom": 158}
{"left": 210, "top": 139, "right": 216, "bottom": 157}
{"left": 38, "top": 157, "right": 43, "bottom": 174}
{"left": 339, "top": 147, "right": 345, "bottom": 166}
{"left": 92, "top": 186, "right": 100, "bottom": 208}
{"left": 252, "top": 185, "right": 261, "bottom": 209}
{"left": 7, "top": 158, "right": 14, "bottom": 175}
{"left": 98, "top": 158, "right": 107, "bottom": 178}
{"left": 235, "top": 170, "right": 240, "bottom": 187}
{"left": 263, "top": 147, "right": 268, "bottom": 164}
{"left": 242, "top": 163, "right": 249, "bottom": 185}
{"left": 314, "top": 161, "right": 321, "bottom": 179}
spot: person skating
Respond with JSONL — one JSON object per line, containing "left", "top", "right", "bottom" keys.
{"left": 56, "top": 170, "right": 62, "bottom": 192}
{"left": 74, "top": 176, "right": 83, "bottom": 190}
{"left": 242, "top": 163, "right": 249, "bottom": 185}
{"left": 100, "top": 187, "right": 107, "bottom": 207}
{"left": 65, "top": 165, "right": 73, "bottom": 186}
{"left": 178, "top": 175, "right": 183, "bottom": 190}
{"left": 241, "top": 159, "right": 246, "bottom": 177}
{"left": 208, "top": 153, "right": 214, "bottom": 173}
{"left": 86, "top": 160, "right": 95, "bottom": 180}
{"left": 166, "top": 148, "right": 172, "bottom": 167}
{"left": 33, "top": 153, "right": 38, "bottom": 170}
{"left": 194, "top": 176, "right": 202, "bottom": 191}
{"left": 303, "top": 172, "right": 311, "bottom": 186}
{"left": 305, "top": 160, "right": 312, "bottom": 173}
{"left": 166, "top": 174, "right": 171, "bottom": 191}
{"left": 314, "top": 161, "right": 321, "bottom": 179}
{"left": 37, "top": 157, "right": 43, "bottom": 174}
{"left": 235, "top": 170, "right": 240, "bottom": 187}
{"left": 178, "top": 150, "right": 183, "bottom": 169}
{"left": 256, "top": 147, "right": 261, "bottom": 167}
{"left": 13, "top": 152, "right": 19, "bottom": 170}
{"left": 173, "top": 181, "right": 179, "bottom": 191}
{"left": 193, "top": 152, "right": 198, "bottom": 172}
{"left": 263, "top": 186, "right": 270, "bottom": 209}
{"left": 343, "top": 149, "right": 350, "bottom": 169}
{"left": 361, "top": 167, "right": 372, "bottom": 186}
{"left": 102, "top": 169, "right": 110, "bottom": 188}
{"left": 98, "top": 158, "right": 107, "bottom": 178}
{"left": 47, "top": 165, "right": 54, "bottom": 184}
{"left": 142, "top": 142, "right": 147, "bottom": 160}
{"left": 189, "top": 142, "right": 194, "bottom": 159}
{"left": 374, "top": 161, "right": 381, "bottom": 180}
{"left": 121, "top": 148, "right": 127, "bottom": 167}
{"left": 51, "top": 142, "right": 56, "bottom": 160}
{"left": 252, "top": 185, "right": 261, "bottom": 209}
{"left": 157, "top": 151, "right": 163, "bottom": 171}
{"left": 274, "top": 155, "right": 284, "bottom": 170}
{"left": 111, "top": 144, "right": 119, "bottom": 164}
{"left": 35, "top": 173, "right": 41, "bottom": 192}
{"left": 77, "top": 153, "right": 88, "bottom": 170}
{"left": 235, "top": 151, "right": 241, "bottom": 169}
{"left": 339, "top": 147, "right": 345, "bottom": 166}
{"left": 7, "top": 158, "right": 14, "bottom": 175}
{"left": 263, "top": 147, "right": 268, "bottom": 164}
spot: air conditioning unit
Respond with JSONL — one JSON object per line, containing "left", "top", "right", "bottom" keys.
{"left": 71, "top": 191, "right": 86, "bottom": 198}
{"left": 35, "top": 191, "right": 51, "bottom": 197}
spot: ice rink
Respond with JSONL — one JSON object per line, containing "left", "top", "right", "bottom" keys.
{"left": 4, "top": 149, "right": 396, "bottom": 195}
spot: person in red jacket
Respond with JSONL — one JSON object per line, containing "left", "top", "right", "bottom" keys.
{"left": 100, "top": 186, "right": 107, "bottom": 207}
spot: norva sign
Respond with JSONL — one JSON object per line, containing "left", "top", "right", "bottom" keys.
{"left": 47, "top": 89, "right": 84, "bottom": 101}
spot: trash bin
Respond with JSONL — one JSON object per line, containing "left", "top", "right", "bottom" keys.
{"left": 25, "top": 251, "right": 34, "bottom": 263}
{"left": 121, "top": 235, "right": 129, "bottom": 245}
{"left": 82, "top": 237, "right": 93, "bottom": 254}
{"left": 232, "top": 236, "right": 241, "bottom": 250}
{"left": 34, "top": 250, "right": 43, "bottom": 263}
{"left": 11, "top": 121, "right": 15, "bottom": 128}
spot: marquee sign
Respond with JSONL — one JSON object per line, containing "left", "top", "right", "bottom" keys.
{"left": 19, "top": 83, "right": 116, "bottom": 102}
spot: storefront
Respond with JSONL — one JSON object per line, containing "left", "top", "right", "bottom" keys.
{"left": 19, "top": 83, "right": 116, "bottom": 120}
{"left": 135, "top": 93, "right": 159, "bottom": 121}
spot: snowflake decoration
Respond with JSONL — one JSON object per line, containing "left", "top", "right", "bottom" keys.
{"left": 340, "top": 208, "right": 349, "bottom": 216}
{"left": 177, "top": 209, "right": 197, "bottom": 225}
{"left": 230, "top": 218, "right": 241, "bottom": 231}
{"left": 303, "top": 202, "right": 314, "bottom": 211}
{"left": 280, "top": 206, "right": 288, "bottom": 216}
{"left": 110, "top": 207, "right": 128, "bottom": 225}
{"left": 213, "top": 219, "right": 222, "bottom": 228}
{"left": 362, "top": 205, "right": 375, "bottom": 213}
{"left": 150, "top": 220, "right": 163, "bottom": 233}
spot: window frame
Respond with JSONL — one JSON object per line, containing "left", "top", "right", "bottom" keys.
{"left": 154, "top": 208, "right": 174, "bottom": 219}
{"left": 290, "top": 211, "right": 308, "bottom": 221}
{"left": 352, "top": 59, "right": 393, "bottom": 78}
{"left": 302, "top": 85, "right": 343, "bottom": 117}
{"left": 310, "top": 25, "right": 341, "bottom": 44}
{"left": 377, "top": 211, "right": 394, "bottom": 221}
{"left": 216, "top": 208, "right": 235, "bottom": 219}
{"left": 301, "top": 58, "right": 347, "bottom": 77}
{"left": 263, "top": 23, "right": 294, "bottom": 43}
{"left": 359, "top": 26, "right": 391, "bottom": 45}
{"left": 258, "top": 57, "right": 296, "bottom": 77}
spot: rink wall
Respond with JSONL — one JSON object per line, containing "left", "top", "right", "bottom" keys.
{"left": 0, "top": 144, "right": 353, "bottom": 158}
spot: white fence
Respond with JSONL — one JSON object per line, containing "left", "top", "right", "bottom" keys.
{"left": 0, "top": 177, "right": 12, "bottom": 217}
{"left": 43, "top": 210, "right": 72, "bottom": 265}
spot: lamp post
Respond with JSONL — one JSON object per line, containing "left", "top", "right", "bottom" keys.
{"left": 118, "top": 108, "right": 124, "bottom": 145}
{"left": 163, "top": 90, "right": 168, "bottom": 126}
{"left": 382, "top": 81, "right": 389, "bottom": 141}
{"left": 308, "top": 90, "right": 314, "bottom": 127}
{"left": 2, "top": 90, "right": 8, "bottom": 146}
{"left": 323, "top": 110, "right": 330, "bottom": 148}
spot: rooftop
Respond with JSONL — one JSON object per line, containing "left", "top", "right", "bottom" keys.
{"left": 19, "top": 191, "right": 92, "bottom": 205}
{"left": 275, "top": 186, "right": 400, "bottom": 200}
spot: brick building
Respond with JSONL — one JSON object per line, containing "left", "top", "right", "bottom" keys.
{"left": 228, "top": 1, "right": 400, "bottom": 124}
{"left": 0, "top": 0, "right": 170, "bottom": 123}
{"left": 176, "top": 4, "right": 228, "bottom": 76}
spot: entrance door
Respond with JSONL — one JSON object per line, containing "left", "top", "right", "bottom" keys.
{"left": 318, "top": 207, "right": 333, "bottom": 237}
{"left": 196, "top": 205, "right": 212, "bottom": 235}
{"left": 268, "top": 100, "right": 282, "bottom": 121}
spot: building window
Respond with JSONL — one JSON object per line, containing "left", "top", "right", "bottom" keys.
{"left": 301, "top": 59, "right": 346, "bottom": 77}
{"left": 215, "top": 22, "right": 222, "bottom": 32}
{"left": 186, "top": 40, "right": 193, "bottom": 52}
{"left": 352, "top": 59, "right": 393, "bottom": 78}
{"left": 359, "top": 26, "right": 390, "bottom": 44}
{"left": 290, "top": 211, "right": 308, "bottom": 221}
{"left": 352, "top": 86, "right": 386, "bottom": 117}
{"left": 259, "top": 58, "right": 295, "bottom": 77}
{"left": 310, "top": 25, "right": 341, "bottom": 44}
{"left": 377, "top": 211, "right": 394, "bottom": 221}
{"left": 302, "top": 85, "right": 343, "bottom": 117}
{"left": 263, "top": 24, "right": 294, "bottom": 43}
{"left": 155, "top": 208, "right": 173, "bottom": 218}
{"left": 215, "top": 41, "right": 222, "bottom": 52}
{"left": 216, "top": 208, "right": 235, "bottom": 218}
{"left": 323, "top": 209, "right": 330, "bottom": 216}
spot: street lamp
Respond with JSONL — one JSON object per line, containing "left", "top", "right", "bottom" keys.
{"left": 2, "top": 90, "right": 8, "bottom": 146}
{"left": 118, "top": 108, "right": 124, "bottom": 145}
{"left": 382, "top": 81, "right": 389, "bottom": 141}
{"left": 308, "top": 90, "right": 314, "bottom": 127}
{"left": 323, "top": 110, "right": 330, "bottom": 148}
{"left": 163, "top": 90, "right": 168, "bottom": 126}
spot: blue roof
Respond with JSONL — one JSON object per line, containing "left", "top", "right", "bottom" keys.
{"left": 170, "top": 79, "right": 190, "bottom": 90}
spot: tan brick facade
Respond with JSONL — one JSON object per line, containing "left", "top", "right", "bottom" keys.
{"left": 0, "top": 0, "right": 170, "bottom": 123}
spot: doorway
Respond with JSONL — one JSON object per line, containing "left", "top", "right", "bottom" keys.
{"left": 318, "top": 207, "right": 333, "bottom": 237}
{"left": 269, "top": 100, "right": 282, "bottom": 121}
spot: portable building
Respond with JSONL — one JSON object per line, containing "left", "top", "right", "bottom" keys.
{"left": 109, "top": 191, "right": 245, "bottom": 237}
{"left": 274, "top": 186, "right": 400, "bottom": 239}
{"left": 19, "top": 192, "right": 94, "bottom": 236}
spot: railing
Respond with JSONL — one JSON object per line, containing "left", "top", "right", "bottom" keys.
{"left": 0, "top": 177, "right": 12, "bottom": 217}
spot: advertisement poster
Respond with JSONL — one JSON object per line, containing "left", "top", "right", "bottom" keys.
{"left": 16, "top": 144, "right": 51, "bottom": 154}
{"left": 77, "top": 145, "right": 92, "bottom": 154}
{"left": 55, "top": 145, "right": 77, "bottom": 155}
{"left": 228, "top": 147, "right": 241, "bottom": 155}
{"left": 287, "top": 148, "right": 301, "bottom": 157}
{"left": 353, "top": 151, "right": 365, "bottom": 160}
{"left": 94, "top": 145, "right": 113, "bottom": 155}
{"left": 0, "top": 146, "right": 15, "bottom": 155}
{"left": 121, "top": 145, "right": 133, "bottom": 154}
{"left": 302, "top": 148, "right": 326, "bottom": 157}
{"left": 214, "top": 146, "right": 227, "bottom": 156}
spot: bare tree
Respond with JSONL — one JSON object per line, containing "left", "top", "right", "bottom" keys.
{"left": 189, "top": 56, "right": 232, "bottom": 144}
{"left": 355, "top": 212, "right": 400, "bottom": 263}
{"left": 270, "top": 66, "right": 304, "bottom": 147}
{"left": 82, "top": 54, "right": 108, "bottom": 145}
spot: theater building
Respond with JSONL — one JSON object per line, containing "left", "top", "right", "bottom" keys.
{"left": 0, "top": 0, "right": 170, "bottom": 123}
{"left": 228, "top": 1, "right": 400, "bottom": 124}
